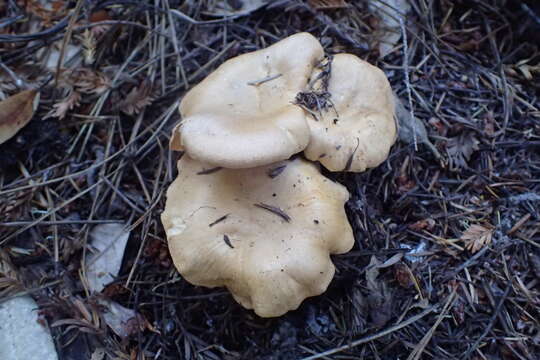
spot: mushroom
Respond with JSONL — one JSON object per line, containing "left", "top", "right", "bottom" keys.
{"left": 171, "top": 32, "right": 324, "bottom": 169}
{"left": 161, "top": 155, "right": 354, "bottom": 317}
{"left": 302, "top": 54, "right": 396, "bottom": 172}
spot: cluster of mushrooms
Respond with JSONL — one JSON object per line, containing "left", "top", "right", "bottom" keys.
{"left": 161, "top": 33, "right": 396, "bottom": 317}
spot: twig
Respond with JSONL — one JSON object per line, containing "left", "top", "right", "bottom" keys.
{"left": 54, "top": 0, "right": 84, "bottom": 87}
{"left": 462, "top": 281, "right": 513, "bottom": 359}
{"left": 399, "top": 16, "right": 417, "bottom": 151}
{"left": 407, "top": 290, "right": 457, "bottom": 360}
{"left": 247, "top": 73, "right": 282, "bottom": 86}
{"left": 301, "top": 305, "right": 437, "bottom": 360}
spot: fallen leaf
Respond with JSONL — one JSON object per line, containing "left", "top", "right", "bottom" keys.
{"left": 89, "top": 10, "right": 111, "bottom": 23}
{"left": 0, "top": 89, "right": 40, "bottom": 145}
{"left": 428, "top": 117, "right": 447, "bottom": 136}
{"left": 117, "top": 80, "right": 154, "bottom": 115}
{"left": 66, "top": 68, "right": 110, "bottom": 94}
{"left": 98, "top": 299, "right": 147, "bottom": 339}
{"left": 365, "top": 256, "right": 394, "bottom": 327}
{"left": 26, "top": 0, "right": 68, "bottom": 26}
{"left": 369, "top": 0, "right": 411, "bottom": 57}
{"left": 408, "top": 218, "right": 436, "bottom": 231}
{"left": 0, "top": 250, "right": 24, "bottom": 298}
{"left": 446, "top": 132, "right": 479, "bottom": 171}
{"left": 85, "top": 223, "right": 130, "bottom": 293}
{"left": 461, "top": 224, "right": 493, "bottom": 253}
{"left": 394, "top": 93, "right": 441, "bottom": 158}
{"left": 394, "top": 262, "right": 414, "bottom": 288}
{"left": 49, "top": 90, "right": 81, "bottom": 119}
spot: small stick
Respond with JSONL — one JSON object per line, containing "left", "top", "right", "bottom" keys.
{"left": 209, "top": 214, "right": 229, "bottom": 227}
{"left": 253, "top": 203, "right": 291, "bottom": 222}
{"left": 267, "top": 165, "right": 287, "bottom": 178}
{"left": 223, "top": 235, "right": 234, "bottom": 249}
{"left": 247, "top": 73, "right": 282, "bottom": 86}
{"left": 301, "top": 305, "right": 437, "bottom": 360}
{"left": 343, "top": 137, "right": 360, "bottom": 171}
{"left": 197, "top": 167, "right": 222, "bottom": 175}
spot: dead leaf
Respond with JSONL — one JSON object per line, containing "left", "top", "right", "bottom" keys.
{"left": 369, "top": 0, "right": 411, "bottom": 57}
{"left": 394, "top": 262, "right": 414, "bottom": 288}
{"left": 461, "top": 224, "right": 493, "bottom": 253}
{"left": 365, "top": 256, "right": 394, "bottom": 327}
{"left": 89, "top": 10, "right": 111, "bottom": 23}
{"left": 85, "top": 223, "right": 130, "bottom": 293}
{"left": 0, "top": 89, "right": 40, "bottom": 145}
{"left": 49, "top": 90, "right": 81, "bottom": 119}
{"left": 408, "top": 218, "right": 435, "bottom": 231}
{"left": 308, "top": 0, "right": 348, "bottom": 9}
{"left": 446, "top": 132, "right": 479, "bottom": 171}
{"left": 394, "top": 93, "right": 441, "bottom": 158}
{"left": 117, "top": 80, "right": 154, "bottom": 115}
{"left": 26, "top": 0, "right": 68, "bottom": 26}
{"left": 0, "top": 249, "right": 24, "bottom": 297}
{"left": 98, "top": 299, "right": 147, "bottom": 339}
{"left": 66, "top": 68, "right": 110, "bottom": 94}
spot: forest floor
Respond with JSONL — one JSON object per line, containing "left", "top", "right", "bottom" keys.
{"left": 1, "top": 1, "right": 539, "bottom": 359}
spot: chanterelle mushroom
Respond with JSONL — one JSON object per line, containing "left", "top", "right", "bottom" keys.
{"left": 161, "top": 156, "right": 354, "bottom": 317}
{"left": 171, "top": 32, "right": 324, "bottom": 169}
{"left": 302, "top": 54, "right": 396, "bottom": 172}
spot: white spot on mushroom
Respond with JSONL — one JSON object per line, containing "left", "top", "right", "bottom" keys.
{"left": 167, "top": 218, "right": 187, "bottom": 237}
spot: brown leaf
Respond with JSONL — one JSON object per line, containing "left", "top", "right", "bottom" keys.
{"left": 446, "top": 132, "right": 479, "bottom": 171}
{"left": 0, "top": 89, "right": 40, "bottom": 145}
{"left": 50, "top": 90, "right": 81, "bottom": 119}
{"left": 394, "top": 263, "right": 414, "bottom": 288}
{"left": 461, "top": 224, "right": 493, "bottom": 253}
{"left": 26, "top": 0, "right": 68, "bottom": 26}
{"left": 365, "top": 256, "right": 394, "bottom": 328}
{"left": 117, "top": 80, "right": 155, "bottom": 115}
{"left": 99, "top": 299, "right": 148, "bottom": 339}
{"left": 408, "top": 218, "right": 435, "bottom": 231}
{"left": 66, "top": 68, "right": 110, "bottom": 94}
{"left": 395, "top": 94, "right": 440, "bottom": 158}
{"left": 89, "top": 10, "right": 111, "bottom": 23}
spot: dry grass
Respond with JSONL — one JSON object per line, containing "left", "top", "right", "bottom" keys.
{"left": 1, "top": 0, "right": 539, "bottom": 359}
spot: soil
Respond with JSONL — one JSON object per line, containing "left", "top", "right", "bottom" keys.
{"left": 1, "top": 1, "right": 539, "bottom": 359}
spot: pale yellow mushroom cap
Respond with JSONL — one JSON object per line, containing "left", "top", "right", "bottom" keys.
{"left": 171, "top": 32, "right": 324, "bottom": 169}
{"left": 161, "top": 156, "right": 354, "bottom": 317}
{"left": 303, "top": 54, "right": 397, "bottom": 172}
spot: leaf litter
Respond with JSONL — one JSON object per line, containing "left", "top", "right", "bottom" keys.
{"left": 0, "top": 90, "right": 40, "bottom": 145}
{"left": 0, "top": 1, "right": 539, "bottom": 359}
{"left": 460, "top": 223, "right": 494, "bottom": 254}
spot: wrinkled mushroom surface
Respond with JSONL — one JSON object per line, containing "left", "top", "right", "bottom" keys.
{"left": 172, "top": 32, "right": 324, "bottom": 169}
{"left": 303, "top": 54, "right": 396, "bottom": 172}
{"left": 161, "top": 156, "right": 354, "bottom": 317}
